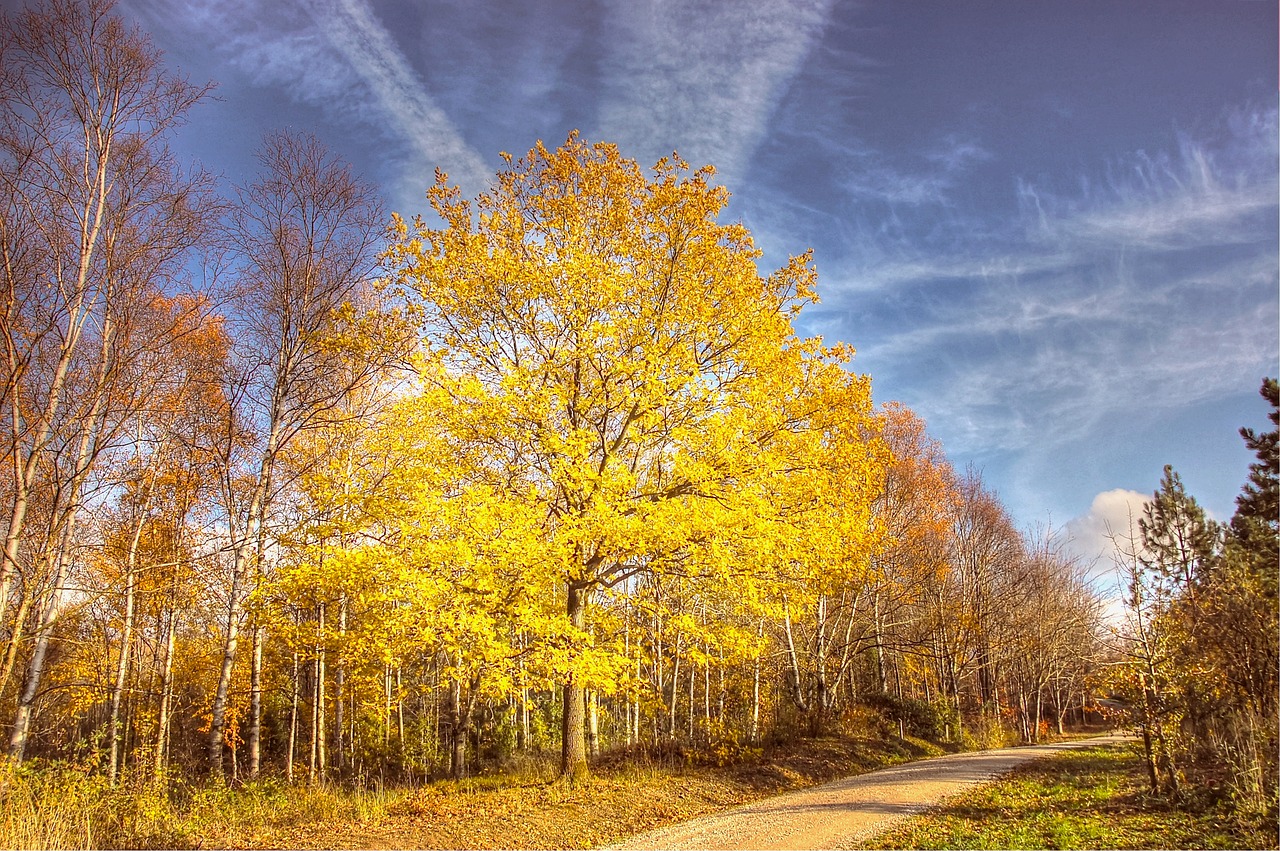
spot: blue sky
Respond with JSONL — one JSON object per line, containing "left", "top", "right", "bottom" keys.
{"left": 80, "top": 0, "right": 1280, "bottom": 568}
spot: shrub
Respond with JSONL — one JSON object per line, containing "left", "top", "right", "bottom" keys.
{"left": 862, "top": 693, "right": 957, "bottom": 742}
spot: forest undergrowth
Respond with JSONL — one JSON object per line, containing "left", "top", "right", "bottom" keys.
{"left": 2, "top": 732, "right": 953, "bottom": 849}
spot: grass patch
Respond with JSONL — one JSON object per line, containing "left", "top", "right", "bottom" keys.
{"left": 866, "top": 743, "right": 1279, "bottom": 850}
{"left": 0, "top": 763, "right": 404, "bottom": 850}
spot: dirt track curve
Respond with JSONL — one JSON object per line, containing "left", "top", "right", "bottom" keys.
{"left": 605, "top": 733, "right": 1129, "bottom": 851}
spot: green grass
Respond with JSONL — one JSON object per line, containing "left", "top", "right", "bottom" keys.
{"left": 866, "top": 743, "right": 1279, "bottom": 850}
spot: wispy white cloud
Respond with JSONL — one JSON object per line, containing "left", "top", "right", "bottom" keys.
{"left": 835, "top": 133, "right": 992, "bottom": 207}
{"left": 1018, "top": 117, "right": 1278, "bottom": 253}
{"left": 596, "top": 0, "right": 836, "bottom": 184}
{"left": 131, "top": 0, "right": 489, "bottom": 209}
{"left": 857, "top": 250, "right": 1276, "bottom": 462}
{"left": 818, "top": 106, "right": 1278, "bottom": 466}
{"left": 301, "top": 0, "right": 491, "bottom": 197}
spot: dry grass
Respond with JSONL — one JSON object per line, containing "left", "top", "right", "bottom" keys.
{"left": 0, "top": 735, "right": 943, "bottom": 849}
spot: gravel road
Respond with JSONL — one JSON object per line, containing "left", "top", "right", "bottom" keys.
{"left": 605, "top": 734, "right": 1128, "bottom": 850}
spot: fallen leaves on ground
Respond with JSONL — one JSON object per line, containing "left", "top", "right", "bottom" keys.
{"left": 194, "top": 736, "right": 940, "bottom": 850}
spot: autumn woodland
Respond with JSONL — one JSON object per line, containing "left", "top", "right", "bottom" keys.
{"left": 0, "top": 0, "right": 1275, "bottom": 842}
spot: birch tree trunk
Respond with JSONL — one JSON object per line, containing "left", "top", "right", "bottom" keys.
{"left": 107, "top": 526, "right": 140, "bottom": 785}
{"left": 154, "top": 601, "right": 177, "bottom": 779}
{"left": 334, "top": 596, "right": 347, "bottom": 771}
{"left": 10, "top": 315, "right": 116, "bottom": 759}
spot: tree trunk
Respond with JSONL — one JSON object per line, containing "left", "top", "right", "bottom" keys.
{"left": 0, "top": 592, "right": 34, "bottom": 705}
{"left": 107, "top": 552, "right": 137, "bottom": 785}
{"left": 154, "top": 602, "right": 177, "bottom": 779}
{"left": 210, "top": 426, "right": 277, "bottom": 778}
{"left": 782, "top": 600, "right": 810, "bottom": 714}
{"left": 397, "top": 667, "right": 405, "bottom": 750}
{"left": 587, "top": 688, "right": 600, "bottom": 757}
{"left": 517, "top": 648, "right": 529, "bottom": 752}
{"left": 10, "top": 310, "right": 119, "bottom": 761}
{"left": 317, "top": 604, "right": 327, "bottom": 777}
{"left": 309, "top": 602, "right": 327, "bottom": 784}
{"left": 247, "top": 622, "right": 264, "bottom": 777}
{"left": 9, "top": 539, "right": 73, "bottom": 759}
{"left": 623, "top": 611, "right": 632, "bottom": 747}
{"left": 687, "top": 657, "right": 695, "bottom": 740}
{"left": 633, "top": 651, "right": 641, "bottom": 746}
{"left": 560, "top": 583, "right": 588, "bottom": 780}
{"left": 813, "top": 594, "right": 829, "bottom": 736}
{"left": 704, "top": 655, "right": 712, "bottom": 730}
{"left": 449, "top": 674, "right": 467, "bottom": 779}
{"left": 384, "top": 664, "right": 393, "bottom": 749}
{"left": 873, "top": 590, "right": 889, "bottom": 692}
{"left": 751, "top": 619, "right": 763, "bottom": 743}
{"left": 287, "top": 646, "right": 299, "bottom": 783}
{"left": 668, "top": 634, "right": 682, "bottom": 740}
{"left": 334, "top": 596, "right": 347, "bottom": 771}
{"left": 654, "top": 604, "right": 664, "bottom": 740}
{"left": 209, "top": 552, "right": 246, "bottom": 777}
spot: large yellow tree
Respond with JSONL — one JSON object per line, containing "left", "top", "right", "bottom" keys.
{"left": 387, "top": 134, "right": 882, "bottom": 778}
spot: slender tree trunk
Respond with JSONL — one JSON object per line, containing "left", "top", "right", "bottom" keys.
{"left": 717, "top": 648, "right": 725, "bottom": 723}
{"left": 782, "top": 600, "right": 810, "bottom": 714}
{"left": 813, "top": 594, "right": 829, "bottom": 735}
{"left": 108, "top": 552, "right": 138, "bottom": 785}
{"left": 210, "top": 550, "right": 246, "bottom": 777}
{"left": 287, "top": 646, "right": 299, "bottom": 783}
{"left": 873, "top": 590, "right": 888, "bottom": 692}
{"left": 654, "top": 604, "right": 664, "bottom": 741}
{"left": 309, "top": 641, "right": 319, "bottom": 783}
{"left": 317, "top": 603, "right": 327, "bottom": 777}
{"left": 247, "top": 622, "right": 264, "bottom": 777}
{"left": 517, "top": 645, "right": 529, "bottom": 751}
{"left": 560, "top": 583, "right": 588, "bottom": 780}
{"left": 1018, "top": 688, "right": 1031, "bottom": 743}
{"left": 703, "top": 654, "right": 711, "bottom": 728}
{"left": 154, "top": 602, "right": 177, "bottom": 779}
{"left": 1138, "top": 674, "right": 1160, "bottom": 794}
{"left": 623, "top": 610, "right": 632, "bottom": 747}
{"left": 687, "top": 657, "right": 695, "bottom": 741}
{"left": 0, "top": 592, "right": 34, "bottom": 701}
{"left": 112, "top": 451, "right": 163, "bottom": 783}
{"left": 10, "top": 312, "right": 116, "bottom": 760}
{"left": 668, "top": 634, "right": 682, "bottom": 740}
{"left": 384, "top": 664, "right": 393, "bottom": 749}
{"left": 9, "top": 540, "right": 73, "bottom": 759}
{"left": 308, "top": 602, "right": 328, "bottom": 784}
{"left": 334, "top": 596, "right": 347, "bottom": 771}
{"left": 633, "top": 649, "right": 641, "bottom": 747}
{"left": 449, "top": 674, "right": 467, "bottom": 779}
{"left": 751, "top": 619, "right": 763, "bottom": 743}
{"left": 587, "top": 688, "right": 600, "bottom": 757}
{"left": 210, "top": 428, "right": 277, "bottom": 778}
{"left": 396, "top": 667, "right": 405, "bottom": 750}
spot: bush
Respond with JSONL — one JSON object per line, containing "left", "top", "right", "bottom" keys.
{"left": 862, "top": 693, "right": 957, "bottom": 742}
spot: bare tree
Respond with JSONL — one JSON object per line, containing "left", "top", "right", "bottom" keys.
{"left": 206, "top": 130, "right": 388, "bottom": 779}
{"left": 0, "top": 0, "right": 215, "bottom": 760}
{"left": 946, "top": 468, "right": 1024, "bottom": 717}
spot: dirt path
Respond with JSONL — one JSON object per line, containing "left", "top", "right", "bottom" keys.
{"left": 605, "top": 734, "right": 1129, "bottom": 850}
